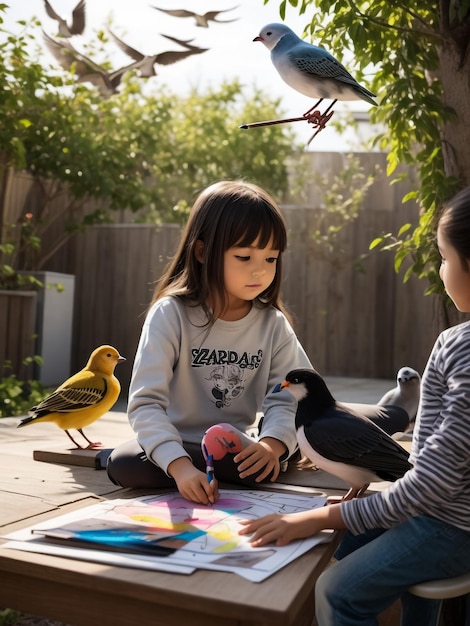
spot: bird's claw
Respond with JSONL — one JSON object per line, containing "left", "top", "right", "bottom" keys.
{"left": 85, "top": 442, "right": 103, "bottom": 449}
{"left": 303, "top": 109, "right": 334, "bottom": 131}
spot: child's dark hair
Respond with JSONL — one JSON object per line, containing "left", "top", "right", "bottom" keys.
{"left": 439, "top": 186, "right": 470, "bottom": 270}
{"left": 152, "top": 180, "right": 291, "bottom": 324}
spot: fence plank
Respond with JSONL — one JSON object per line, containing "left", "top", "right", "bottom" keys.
{"left": 0, "top": 291, "right": 37, "bottom": 380}
{"left": 5, "top": 155, "right": 469, "bottom": 392}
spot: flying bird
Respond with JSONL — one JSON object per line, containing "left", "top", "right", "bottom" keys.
{"left": 151, "top": 6, "right": 239, "bottom": 28}
{"left": 274, "top": 369, "right": 411, "bottom": 500}
{"left": 160, "top": 33, "right": 208, "bottom": 52}
{"left": 108, "top": 30, "right": 208, "bottom": 78}
{"left": 241, "top": 23, "right": 377, "bottom": 143}
{"left": 43, "top": 31, "right": 139, "bottom": 97}
{"left": 17, "top": 345, "right": 125, "bottom": 449}
{"left": 44, "top": 0, "right": 86, "bottom": 37}
{"left": 378, "top": 367, "right": 421, "bottom": 424}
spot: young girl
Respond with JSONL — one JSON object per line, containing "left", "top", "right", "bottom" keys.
{"left": 240, "top": 186, "right": 470, "bottom": 626}
{"left": 107, "top": 180, "right": 312, "bottom": 503}
{"left": 107, "top": 180, "right": 409, "bottom": 506}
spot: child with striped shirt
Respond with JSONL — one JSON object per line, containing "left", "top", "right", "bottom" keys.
{"left": 240, "top": 186, "right": 470, "bottom": 626}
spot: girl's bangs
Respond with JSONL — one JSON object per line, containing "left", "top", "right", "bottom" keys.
{"left": 229, "top": 202, "right": 286, "bottom": 251}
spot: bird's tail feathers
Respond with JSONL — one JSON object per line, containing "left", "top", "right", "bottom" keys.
{"left": 17, "top": 415, "right": 35, "bottom": 428}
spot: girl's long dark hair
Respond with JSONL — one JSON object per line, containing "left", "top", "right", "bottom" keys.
{"left": 152, "top": 180, "right": 292, "bottom": 325}
{"left": 439, "top": 186, "right": 470, "bottom": 270}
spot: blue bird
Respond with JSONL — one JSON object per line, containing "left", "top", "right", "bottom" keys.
{"left": 274, "top": 369, "right": 411, "bottom": 501}
{"left": 245, "top": 23, "right": 377, "bottom": 142}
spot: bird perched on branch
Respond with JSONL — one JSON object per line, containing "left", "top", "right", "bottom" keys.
{"left": 43, "top": 31, "right": 136, "bottom": 97}
{"left": 274, "top": 369, "right": 411, "bottom": 500}
{"left": 17, "top": 345, "right": 125, "bottom": 449}
{"left": 242, "top": 23, "right": 376, "bottom": 143}
{"left": 378, "top": 366, "right": 421, "bottom": 424}
{"left": 108, "top": 30, "right": 208, "bottom": 78}
{"left": 151, "top": 6, "right": 239, "bottom": 28}
{"left": 44, "top": 0, "right": 86, "bottom": 37}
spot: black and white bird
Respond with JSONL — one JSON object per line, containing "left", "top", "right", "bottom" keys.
{"left": 151, "top": 6, "right": 239, "bottom": 28}
{"left": 108, "top": 31, "right": 208, "bottom": 78}
{"left": 274, "top": 369, "right": 412, "bottom": 500}
{"left": 378, "top": 367, "right": 421, "bottom": 424}
{"left": 44, "top": 0, "right": 86, "bottom": 37}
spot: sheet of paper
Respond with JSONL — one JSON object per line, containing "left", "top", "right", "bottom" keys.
{"left": 3, "top": 489, "right": 332, "bottom": 582}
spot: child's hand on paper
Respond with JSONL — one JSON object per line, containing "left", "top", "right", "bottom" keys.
{"left": 239, "top": 510, "right": 319, "bottom": 546}
{"left": 239, "top": 502, "right": 346, "bottom": 546}
{"left": 168, "top": 457, "right": 219, "bottom": 505}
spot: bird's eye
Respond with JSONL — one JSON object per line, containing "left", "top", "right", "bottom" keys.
{"left": 266, "top": 31, "right": 272, "bottom": 36}
{"left": 106, "top": 353, "right": 112, "bottom": 358}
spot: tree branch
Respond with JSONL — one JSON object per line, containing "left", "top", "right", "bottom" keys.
{"left": 346, "top": 0, "right": 444, "bottom": 42}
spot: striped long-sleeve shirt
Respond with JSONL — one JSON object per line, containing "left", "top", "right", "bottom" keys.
{"left": 341, "top": 321, "right": 470, "bottom": 535}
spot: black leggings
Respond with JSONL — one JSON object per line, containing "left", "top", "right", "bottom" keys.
{"left": 106, "top": 404, "right": 409, "bottom": 489}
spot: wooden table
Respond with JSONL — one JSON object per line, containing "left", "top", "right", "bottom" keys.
{"left": 0, "top": 412, "right": 347, "bottom": 626}
{"left": 1, "top": 502, "right": 340, "bottom": 626}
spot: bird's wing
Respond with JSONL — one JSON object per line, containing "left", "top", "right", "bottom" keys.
{"left": 43, "top": 31, "right": 104, "bottom": 76}
{"left": 378, "top": 388, "right": 398, "bottom": 405}
{"left": 70, "top": 0, "right": 86, "bottom": 35}
{"left": 160, "top": 34, "right": 207, "bottom": 52}
{"left": 152, "top": 7, "right": 195, "bottom": 18}
{"left": 109, "top": 30, "right": 144, "bottom": 62}
{"left": 44, "top": 0, "right": 62, "bottom": 22}
{"left": 155, "top": 48, "right": 206, "bottom": 65}
{"left": 30, "top": 376, "right": 107, "bottom": 416}
{"left": 204, "top": 7, "right": 239, "bottom": 19}
{"left": 290, "top": 47, "right": 361, "bottom": 89}
{"left": 302, "top": 410, "right": 411, "bottom": 480}
{"left": 209, "top": 18, "right": 238, "bottom": 24}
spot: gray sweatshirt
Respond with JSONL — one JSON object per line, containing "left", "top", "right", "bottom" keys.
{"left": 128, "top": 296, "right": 312, "bottom": 474}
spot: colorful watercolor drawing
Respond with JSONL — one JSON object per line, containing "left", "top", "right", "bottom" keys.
{"left": 5, "top": 489, "right": 331, "bottom": 582}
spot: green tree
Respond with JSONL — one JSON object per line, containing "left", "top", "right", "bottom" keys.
{"left": 268, "top": 0, "right": 470, "bottom": 294}
{"left": 0, "top": 10, "right": 297, "bottom": 280}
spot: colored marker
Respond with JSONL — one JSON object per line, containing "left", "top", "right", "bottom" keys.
{"left": 206, "top": 453, "right": 214, "bottom": 484}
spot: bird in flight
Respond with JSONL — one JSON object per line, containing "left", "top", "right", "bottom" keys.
{"left": 43, "top": 31, "right": 136, "bottom": 97}
{"left": 151, "top": 6, "right": 239, "bottom": 28}
{"left": 109, "top": 30, "right": 208, "bottom": 78}
{"left": 17, "top": 345, "right": 125, "bottom": 449}
{"left": 44, "top": 0, "right": 86, "bottom": 37}
{"left": 241, "top": 23, "right": 376, "bottom": 144}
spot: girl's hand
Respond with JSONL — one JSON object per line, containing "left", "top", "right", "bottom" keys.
{"left": 168, "top": 457, "right": 219, "bottom": 505}
{"left": 239, "top": 504, "right": 346, "bottom": 547}
{"left": 234, "top": 439, "right": 283, "bottom": 482}
{"left": 238, "top": 510, "right": 321, "bottom": 546}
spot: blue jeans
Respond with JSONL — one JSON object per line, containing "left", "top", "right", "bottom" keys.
{"left": 315, "top": 515, "right": 470, "bottom": 626}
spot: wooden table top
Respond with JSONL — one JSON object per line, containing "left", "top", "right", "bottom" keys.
{"left": 0, "top": 411, "right": 351, "bottom": 626}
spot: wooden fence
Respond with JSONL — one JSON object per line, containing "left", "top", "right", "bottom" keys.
{"left": 2, "top": 152, "right": 465, "bottom": 392}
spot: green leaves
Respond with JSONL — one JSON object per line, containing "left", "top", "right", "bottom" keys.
{"left": 265, "top": 0, "right": 468, "bottom": 293}
{"left": 0, "top": 9, "right": 297, "bottom": 272}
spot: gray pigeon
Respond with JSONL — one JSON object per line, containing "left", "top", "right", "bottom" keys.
{"left": 378, "top": 367, "right": 421, "bottom": 424}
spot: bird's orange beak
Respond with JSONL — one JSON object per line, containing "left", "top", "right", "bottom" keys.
{"left": 273, "top": 380, "right": 290, "bottom": 393}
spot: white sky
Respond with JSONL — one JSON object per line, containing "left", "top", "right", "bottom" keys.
{"left": 3, "top": 0, "right": 374, "bottom": 150}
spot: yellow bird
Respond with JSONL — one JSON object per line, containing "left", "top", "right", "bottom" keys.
{"left": 17, "top": 345, "right": 125, "bottom": 449}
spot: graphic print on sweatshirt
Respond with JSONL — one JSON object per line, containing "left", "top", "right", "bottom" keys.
{"left": 191, "top": 347, "right": 263, "bottom": 409}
